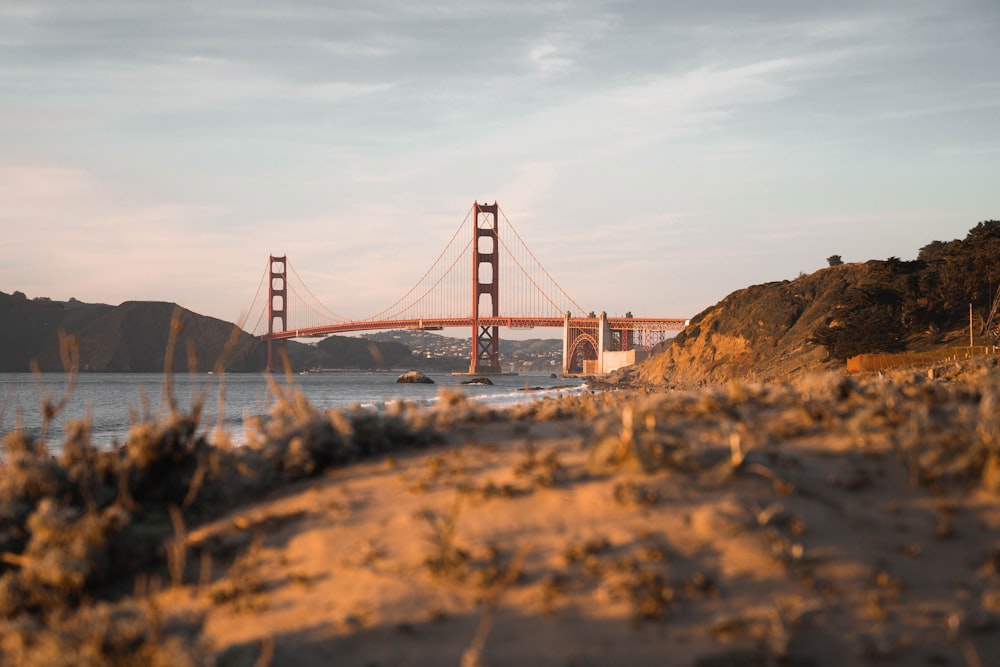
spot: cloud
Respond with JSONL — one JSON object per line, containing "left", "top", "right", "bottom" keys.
{"left": 528, "top": 42, "right": 575, "bottom": 77}
{"left": 524, "top": 12, "right": 618, "bottom": 78}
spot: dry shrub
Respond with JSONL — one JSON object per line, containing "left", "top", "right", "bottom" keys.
{"left": 407, "top": 387, "right": 497, "bottom": 429}
{"left": 123, "top": 410, "right": 221, "bottom": 508}
{"left": 246, "top": 386, "right": 439, "bottom": 481}
{"left": 419, "top": 497, "right": 470, "bottom": 580}
{"left": 868, "top": 361, "right": 1000, "bottom": 492}
{"left": 61, "top": 418, "right": 120, "bottom": 510}
{"left": 512, "top": 446, "right": 568, "bottom": 488}
{"left": 0, "top": 599, "right": 208, "bottom": 667}
{"left": 0, "top": 499, "right": 130, "bottom": 616}
{"left": 1, "top": 430, "right": 66, "bottom": 515}
{"left": 509, "top": 391, "right": 609, "bottom": 423}
{"left": 587, "top": 396, "right": 734, "bottom": 474}
{"left": 210, "top": 533, "right": 267, "bottom": 612}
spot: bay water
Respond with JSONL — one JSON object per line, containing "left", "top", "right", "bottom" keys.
{"left": 0, "top": 371, "right": 588, "bottom": 453}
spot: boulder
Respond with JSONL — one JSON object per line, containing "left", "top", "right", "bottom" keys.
{"left": 396, "top": 370, "right": 434, "bottom": 384}
{"left": 460, "top": 377, "right": 494, "bottom": 385}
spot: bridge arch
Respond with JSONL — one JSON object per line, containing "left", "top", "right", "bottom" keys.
{"left": 566, "top": 333, "right": 599, "bottom": 374}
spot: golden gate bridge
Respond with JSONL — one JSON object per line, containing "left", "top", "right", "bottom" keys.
{"left": 243, "top": 202, "right": 687, "bottom": 374}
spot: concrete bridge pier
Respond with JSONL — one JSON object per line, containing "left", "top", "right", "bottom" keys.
{"left": 562, "top": 311, "right": 570, "bottom": 375}
{"left": 562, "top": 311, "right": 649, "bottom": 376}
{"left": 597, "top": 310, "right": 611, "bottom": 360}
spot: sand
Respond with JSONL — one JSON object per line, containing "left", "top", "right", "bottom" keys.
{"left": 4, "top": 360, "right": 1000, "bottom": 665}
{"left": 112, "top": 361, "right": 1000, "bottom": 666}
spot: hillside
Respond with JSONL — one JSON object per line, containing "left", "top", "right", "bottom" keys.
{"left": 0, "top": 294, "right": 265, "bottom": 372}
{"left": 0, "top": 294, "right": 408, "bottom": 373}
{"left": 615, "top": 220, "right": 1000, "bottom": 388}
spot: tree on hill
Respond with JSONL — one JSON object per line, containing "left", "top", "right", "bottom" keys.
{"left": 809, "top": 285, "right": 907, "bottom": 361}
{"left": 913, "top": 220, "right": 1000, "bottom": 329}
{"left": 826, "top": 255, "right": 843, "bottom": 267}
{"left": 808, "top": 221, "right": 1000, "bottom": 360}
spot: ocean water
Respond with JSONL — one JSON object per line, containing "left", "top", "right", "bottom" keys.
{"left": 0, "top": 371, "right": 588, "bottom": 451}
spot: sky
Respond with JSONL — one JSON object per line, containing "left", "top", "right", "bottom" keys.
{"left": 1, "top": 0, "right": 998, "bottom": 338}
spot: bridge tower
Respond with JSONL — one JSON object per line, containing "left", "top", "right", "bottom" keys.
{"left": 470, "top": 201, "right": 501, "bottom": 374}
{"left": 267, "top": 254, "right": 287, "bottom": 372}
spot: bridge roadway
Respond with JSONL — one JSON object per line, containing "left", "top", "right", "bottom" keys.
{"left": 263, "top": 316, "right": 688, "bottom": 340}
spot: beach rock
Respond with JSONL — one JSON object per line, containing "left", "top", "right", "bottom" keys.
{"left": 460, "top": 377, "right": 494, "bottom": 385}
{"left": 396, "top": 370, "right": 434, "bottom": 384}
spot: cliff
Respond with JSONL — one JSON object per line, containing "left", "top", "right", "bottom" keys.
{"left": 615, "top": 220, "right": 1000, "bottom": 388}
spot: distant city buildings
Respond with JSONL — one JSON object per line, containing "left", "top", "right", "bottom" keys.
{"left": 361, "top": 331, "right": 561, "bottom": 371}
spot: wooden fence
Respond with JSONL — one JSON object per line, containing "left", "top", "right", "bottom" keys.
{"left": 847, "top": 346, "right": 998, "bottom": 373}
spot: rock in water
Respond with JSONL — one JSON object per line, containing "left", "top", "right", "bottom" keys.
{"left": 460, "top": 377, "right": 494, "bottom": 385}
{"left": 397, "top": 370, "right": 434, "bottom": 384}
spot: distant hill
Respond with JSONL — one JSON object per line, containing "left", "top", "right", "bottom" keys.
{"left": 0, "top": 294, "right": 265, "bottom": 372}
{"left": 615, "top": 220, "right": 1000, "bottom": 388}
{"left": 0, "top": 294, "right": 414, "bottom": 373}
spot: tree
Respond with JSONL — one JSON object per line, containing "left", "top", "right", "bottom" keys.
{"left": 826, "top": 255, "right": 843, "bottom": 267}
{"left": 808, "top": 286, "right": 906, "bottom": 361}
{"left": 918, "top": 240, "right": 949, "bottom": 261}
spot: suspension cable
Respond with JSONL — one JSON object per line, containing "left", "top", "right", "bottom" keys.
{"left": 365, "top": 204, "right": 474, "bottom": 321}
{"left": 382, "top": 239, "right": 471, "bottom": 319}
{"left": 498, "top": 205, "right": 587, "bottom": 315}
{"left": 286, "top": 282, "right": 341, "bottom": 325}
{"left": 250, "top": 306, "right": 266, "bottom": 336}
{"left": 498, "top": 235, "right": 572, "bottom": 316}
{"left": 239, "top": 257, "right": 270, "bottom": 333}
{"left": 287, "top": 259, "right": 352, "bottom": 322}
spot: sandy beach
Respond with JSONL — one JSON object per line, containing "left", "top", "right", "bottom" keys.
{"left": 4, "top": 361, "right": 1000, "bottom": 666}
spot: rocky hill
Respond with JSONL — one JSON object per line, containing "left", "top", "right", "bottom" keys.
{"left": 616, "top": 220, "right": 1000, "bottom": 388}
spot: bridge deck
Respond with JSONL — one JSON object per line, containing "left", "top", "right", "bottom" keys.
{"left": 264, "top": 316, "right": 688, "bottom": 340}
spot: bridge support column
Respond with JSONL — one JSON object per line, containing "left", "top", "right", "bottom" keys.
{"left": 267, "top": 255, "right": 287, "bottom": 373}
{"left": 597, "top": 311, "right": 611, "bottom": 373}
{"left": 562, "top": 311, "right": 571, "bottom": 375}
{"left": 470, "top": 201, "right": 502, "bottom": 374}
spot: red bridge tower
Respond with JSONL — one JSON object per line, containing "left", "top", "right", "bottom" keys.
{"left": 267, "top": 254, "right": 287, "bottom": 372}
{"left": 470, "top": 201, "right": 501, "bottom": 374}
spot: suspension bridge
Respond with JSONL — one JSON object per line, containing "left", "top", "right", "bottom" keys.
{"left": 244, "top": 202, "right": 688, "bottom": 375}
